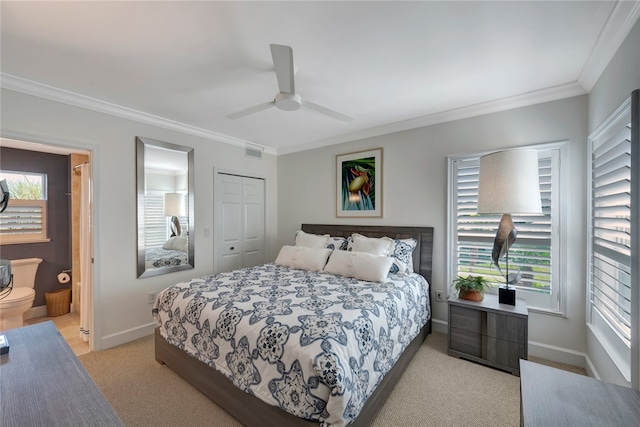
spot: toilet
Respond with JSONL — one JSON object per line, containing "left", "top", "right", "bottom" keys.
{"left": 0, "top": 258, "right": 43, "bottom": 331}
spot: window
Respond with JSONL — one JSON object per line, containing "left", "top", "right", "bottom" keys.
{"left": 144, "top": 191, "right": 188, "bottom": 249}
{"left": 0, "top": 171, "right": 50, "bottom": 244}
{"left": 448, "top": 144, "right": 563, "bottom": 313}
{"left": 587, "top": 93, "right": 636, "bottom": 383}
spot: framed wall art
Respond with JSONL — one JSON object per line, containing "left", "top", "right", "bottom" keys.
{"left": 336, "top": 148, "right": 382, "bottom": 217}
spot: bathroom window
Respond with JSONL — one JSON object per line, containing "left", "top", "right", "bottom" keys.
{"left": 0, "top": 171, "right": 50, "bottom": 244}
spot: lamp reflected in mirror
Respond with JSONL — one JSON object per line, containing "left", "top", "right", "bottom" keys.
{"left": 0, "top": 179, "right": 9, "bottom": 213}
{"left": 164, "top": 192, "right": 185, "bottom": 237}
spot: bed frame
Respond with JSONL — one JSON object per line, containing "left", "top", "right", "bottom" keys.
{"left": 155, "top": 224, "right": 434, "bottom": 426}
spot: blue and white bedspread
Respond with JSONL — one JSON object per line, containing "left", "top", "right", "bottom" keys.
{"left": 152, "top": 263, "right": 430, "bottom": 426}
{"left": 145, "top": 247, "right": 188, "bottom": 269}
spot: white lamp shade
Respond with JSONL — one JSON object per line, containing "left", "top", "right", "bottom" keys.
{"left": 163, "top": 192, "right": 186, "bottom": 217}
{"left": 477, "top": 149, "right": 542, "bottom": 214}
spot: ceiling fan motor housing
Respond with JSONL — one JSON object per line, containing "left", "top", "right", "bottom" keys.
{"left": 275, "top": 93, "right": 302, "bottom": 111}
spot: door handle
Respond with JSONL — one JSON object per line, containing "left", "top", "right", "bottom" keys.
{"left": 230, "top": 247, "right": 235, "bottom": 250}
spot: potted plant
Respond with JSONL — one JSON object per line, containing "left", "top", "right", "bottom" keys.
{"left": 451, "top": 275, "right": 493, "bottom": 301}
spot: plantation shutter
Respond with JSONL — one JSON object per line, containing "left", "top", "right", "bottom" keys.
{"left": 0, "top": 200, "right": 48, "bottom": 243}
{"left": 589, "top": 122, "right": 632, "bottom": 346}
{"left": 144, "top": 193, "right": 166, "bottom": 248}
{"left": 454, "top": 152, "right": 554, "bottom": 293}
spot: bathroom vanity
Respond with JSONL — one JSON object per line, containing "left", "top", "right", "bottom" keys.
{"left": 0, "top": 321, "right": 123, "bottom": 426}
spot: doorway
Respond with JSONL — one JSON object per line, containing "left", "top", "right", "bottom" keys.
{"left": 1, "top": 137, "right": 94, "bottom": 356}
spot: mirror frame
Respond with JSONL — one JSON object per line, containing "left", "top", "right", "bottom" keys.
{"left": 136, "top": 136, "right": 195, "bottom": 278}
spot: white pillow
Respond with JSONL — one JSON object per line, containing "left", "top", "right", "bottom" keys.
{"left": 324, "top": 250, "right": 394, "bottom": 283}
{"left": 348, "top": 233, "right": 394, "bottom": 256}
{"left": 294, "top": 230, "right": 331, "bottom": 249}
{"left": 275, "top": 245, "right": 332, "bottom": 272}
{"left": 163, "top": 236, "right": 187, "bottom": 250}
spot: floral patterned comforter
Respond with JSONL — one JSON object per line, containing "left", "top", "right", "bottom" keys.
{"left": 145, "top": 247, "right": 188, "bottom": 269}
{"left": 152, "top": 263, "right": 430, "bottom": 427}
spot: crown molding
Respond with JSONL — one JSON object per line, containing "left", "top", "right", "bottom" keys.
{"left": 2, "top": 72, "right": 586, "bottom": 158}
{"left": 278, "top": 81, "right": 587, "bottom": 155}
{"left": 578, "top": 0, "right": 640, "bottom": 91}
{"left": 0, "top": 73, "right": 276, "bottom": 156}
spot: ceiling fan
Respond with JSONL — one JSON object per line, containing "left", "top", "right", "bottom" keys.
{"left": 226, "top": 44, "right": 353, "bottom": 123}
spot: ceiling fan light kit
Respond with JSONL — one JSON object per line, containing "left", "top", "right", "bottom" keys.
{"left": 227, "top": 44, "right": 352, "bottom": 123}
{"left": 274, "top": 93, "right": 302, "bottom": 111}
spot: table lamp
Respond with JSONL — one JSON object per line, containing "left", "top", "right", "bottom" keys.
{"left": 163, "top": 192, "right": 185, "bottom": 238}
{"left": 477, "top": 149, "right": 542, "bottom": 305}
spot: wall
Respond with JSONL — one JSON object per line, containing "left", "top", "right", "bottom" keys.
{"left": 1, "top": 89, "right": 279, "bottom": 350}
{"left": 0, "top": 147, "right": 71, "bottom": 307}
{"left": 587, "top": 18, "right": 640, "bottom": 386}
{"left": 278, "top": 95, "right": 589, "bottom": 364}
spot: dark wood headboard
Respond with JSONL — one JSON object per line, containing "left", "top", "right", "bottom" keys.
{"left": 301, "top": 224, "right": 434, "bottom": 286}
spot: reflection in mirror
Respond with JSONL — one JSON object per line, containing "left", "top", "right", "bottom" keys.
{"left": 136, "top": 137, "right": 194, "bottom": 278}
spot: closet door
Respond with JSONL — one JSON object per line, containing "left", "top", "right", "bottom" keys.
{"left": 217, "top": 174, "right": 243, "bottom": 273}
{"left": 214, "top": 172, "right": 265, "bottom": 273}
{"left": 242, "top": 177, "right": 265, "bottom": 268}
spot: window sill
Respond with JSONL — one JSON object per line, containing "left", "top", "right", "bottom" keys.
{"left": 527, "top": 306, "right": 566, "bottom": 318}
{"left": 0, "top": 238, "right": 51, "bottom": 245}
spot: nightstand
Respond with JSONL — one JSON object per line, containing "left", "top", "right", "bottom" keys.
{"left": 448, "top": 293, "right": 528, "bottom": 376}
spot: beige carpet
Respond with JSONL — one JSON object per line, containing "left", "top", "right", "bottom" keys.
{"left": 79, "top": 332, "right": 584, "bottom": 426}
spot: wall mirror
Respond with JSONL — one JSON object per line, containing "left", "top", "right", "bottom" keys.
{"left": 136, "top": 136, "right": 194, "bottom": 278}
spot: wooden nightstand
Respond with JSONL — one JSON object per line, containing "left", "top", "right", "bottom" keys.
{"left": 448, "top": 293, "right": 528, "bottom": 376}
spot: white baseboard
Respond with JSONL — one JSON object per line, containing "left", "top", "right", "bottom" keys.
{"left": 432, "top": 318, "right": 448, "bottom": 335}
{"left": 436, "top": 320, "right": 588, "bottom": 369}
{"left": 523, "top": 340, "right": 588, "bottom": 368}
{"left": 25, "top": 305, "right": 47, "bottom": 319}
{"left": 583, "top": 353, "right": 600, "bottom": 380}
{"left": 100, "top": 322, "right": 155, "bottom": 350}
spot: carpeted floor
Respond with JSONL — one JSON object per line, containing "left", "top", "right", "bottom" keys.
{"left": 79, "top": 332, "right": 584, "bottom": 426}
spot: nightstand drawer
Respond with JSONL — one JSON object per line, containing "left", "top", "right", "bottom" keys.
{"left": 486, "top": 312, "right": 526, "bottom": 344}
{"left": 449, "top": 305, "right": 482, "bottom": 334}
{"left": 485, "top": 338, "right": 526, "bottom": 371}
{"left": 450, "top": 327, "right": 482, "bottom": 357}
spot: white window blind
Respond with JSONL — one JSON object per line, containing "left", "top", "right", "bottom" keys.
{"left": 451, "top": 147, "right": 560, "bottom": 311}
{"left": 589, "top": 122, "right": 632, "bottom": 347}
{"left": 0, "top": 200, "right": 48, "bottom": 244}
{"left": 145, "top": 194, "right": 166, "bottom": 248}
{"left": 0, "top": 171, "right": 49, "bottom": 244}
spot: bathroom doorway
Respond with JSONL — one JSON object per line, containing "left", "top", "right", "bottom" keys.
{"left": 1, "top": 137, "right": 94, "bottom": 356}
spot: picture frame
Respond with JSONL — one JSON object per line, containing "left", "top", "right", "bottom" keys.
{"left": 336, "top": 148, "right": 382, "bottom": 217}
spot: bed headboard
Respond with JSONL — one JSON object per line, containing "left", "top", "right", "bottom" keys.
{"left": 301, "top": 224, "right": 434, "bottom": 286}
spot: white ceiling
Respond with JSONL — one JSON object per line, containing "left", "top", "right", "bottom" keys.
{"left": 1, "top": 1, "right": 638, "bottom": 155}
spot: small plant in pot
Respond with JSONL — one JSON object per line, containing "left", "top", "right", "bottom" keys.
{"left": 451, "top": 275, "right": 493, "bottom": 301}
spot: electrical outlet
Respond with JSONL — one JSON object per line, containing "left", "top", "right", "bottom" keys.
{"left": 148, "top": 292, "right": 157, "bottom": 305}
{"left": 435, "top": 291, "right": 443, "bottom": 302}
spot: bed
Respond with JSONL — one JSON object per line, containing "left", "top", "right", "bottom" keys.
{"left": 145, "top": 246, "right": 189, "bottom": 269}
{"left": 153, "top": 224, "right": 433, "bottom": 426}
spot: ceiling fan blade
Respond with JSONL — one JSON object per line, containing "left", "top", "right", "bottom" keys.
{"left": 270, "top": 44, "right": 295, "bottom": 94}
{"left": 226, "top": 101, "right": 275, "bottom": 120}
{"left": 302, "top": 100, "right": 353, "bottom": 123}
